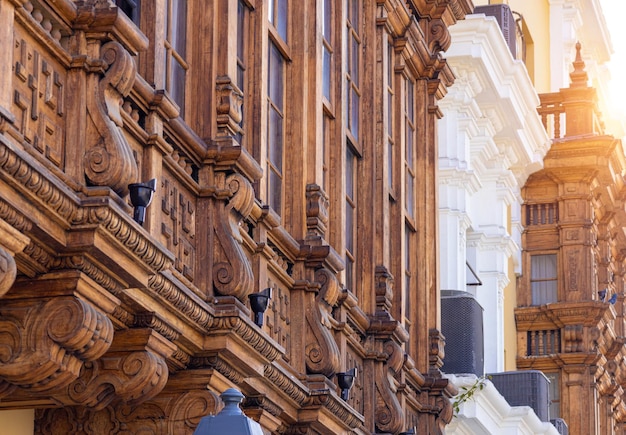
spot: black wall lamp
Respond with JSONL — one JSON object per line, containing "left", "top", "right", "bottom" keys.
{"left": 336, "top": 367, "right": 357, "bottom": 401}
{"left": 128, "top": 178, "right": 156, "bottom": 226}
{"left": 248, "top": 288, "right": 272, "bottom": 327}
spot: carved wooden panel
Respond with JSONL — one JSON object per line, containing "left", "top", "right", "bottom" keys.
{"left": 160, "top": 173, "right": 196, "bottom": 282}
{"left": 12, "top": 30, "right": 65, "bottom": 168}
{"left": 266, "top": 277, "right": 291, "bottom": 359}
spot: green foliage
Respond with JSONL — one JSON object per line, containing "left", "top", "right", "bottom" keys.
{"left": 452, "top": 375, "right": 491, "bottom": 416}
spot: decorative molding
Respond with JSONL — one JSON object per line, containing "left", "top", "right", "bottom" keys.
{"left": 0, "top": 219, "right": 29, "bottom": 296}
{"left": 0, "top": 141, "right": 173, "bottom": 273}
{"left": 215, "top": 75, "right": 243, "bottom": 138}
{"left": 212, "top": 173, "right": 255, "bottom": 299}
{"left": 375, "top": 341, "right": 404, "bottom": 434}
{"left": 374, "top": 265, "right": 394, "bottom": 315}
{"left": 84, "top": 40, "right": 138, "bottom": 196}
{"left": 305, "top": 269, "right": 341, "bottom": 376}
{"left": 147, "top": 274, "right": 214, "bottom": 328}
{"left": 53, "top": 255, "right": 125, "bottom": 295}
{"left": 305, "top": 184, "right": 329, "bottom": 239}
{"left": 0, "top": 296, "right": 113, "bottom": 396}
{"left": 264, "top": 364, "right": 309, "bottom": 405}
{"left": 210, "top": 315, "right": 283, "bottom": 362}
{"left": 189, "top": 354, "right": 245, "bottom": 385}
{"left": 36, "top": 389, "right": 221, "bottom": 434}
{"left": 67, "top": 329, "right": 174, "bottom": 410}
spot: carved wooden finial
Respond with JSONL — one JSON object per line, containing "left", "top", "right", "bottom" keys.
{"left": 570, "top": 41, "right": 589, "bottom": 88}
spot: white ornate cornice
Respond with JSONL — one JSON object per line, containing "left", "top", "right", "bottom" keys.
{"left": 443, "top": 14, "right": 550, "bottom": 186}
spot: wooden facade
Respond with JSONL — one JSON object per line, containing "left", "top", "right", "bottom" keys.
{"left": 518, "top": 44, "right": 626, "bottom": 435}
{"left": 0, "top": 0, "right": 473, "bottom": 433}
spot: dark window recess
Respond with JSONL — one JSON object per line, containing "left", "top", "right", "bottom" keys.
{"left": 116, "top": 0, "right": 140, "bottom": 24}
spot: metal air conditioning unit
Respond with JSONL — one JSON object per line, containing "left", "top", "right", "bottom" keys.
{"left": 441, "top": 290, "right": 484, "bottom": 376}
{"left": 474, "top": 4, "right": 517, "bottom": 59}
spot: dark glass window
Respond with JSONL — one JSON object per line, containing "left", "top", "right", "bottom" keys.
{"left": 346, "top": 0, "right": 361, "bottom": 142}
{"left": 531, "top": 254, "right": 558, "bottom": 304}
{"left": 269, "top": 0, "right": 288, "bottom": 41}
{"left": 322, "top": 0, "right": 332, "bottom": 101}
{"left": 267, "top": 42, "right": 285, "bottom": 214}
{"left": 405, "top": 79, "right": 415, "bottom": 218}
{"left": 165, "top": 0, "right": 188, "bottom": 113}
{"left": 116, "top": 0, "right": 140, "bottom": 24}
{"left": 345, "top": 144, "right": 357, "bottom": 292}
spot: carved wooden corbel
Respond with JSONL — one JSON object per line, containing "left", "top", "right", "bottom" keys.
{"left": 424, "top": 18, "right": 451, "bottom": 53}
{"left": 374, "top": 340, "right": 404, "bottom": 434}
{"left": 216, "top": 75, "right": 243, "bottom": 138}
{"left": 212, "top": 172, "right": 255, "bottom": 299}
{"left": 0, "top": 296, "right": 113, "bottom": 396}
{"left": 0, "top": 218, "right": 29, "bottom": 297}
{"left": 36, "top": 388, "right": 221, "bottom": 434}
{"left": 65, "top": 328, "right": 175, "bottom": 410}
{"left": 305, "top": 269, "right": 341, "bottom": 377}
{"left": 84, "top": 40, "right": 138, "bottom": 196}
{"left": 306, "top": 184, "right": 329, "bottom": 239}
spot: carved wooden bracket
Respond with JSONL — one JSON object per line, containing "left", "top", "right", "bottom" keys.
{"left": 216, "top": 75, "right": 243, "bottom": 138}
{"left": 305, "top": 269, "right": 341, "bottom": 376}
{"left": 306, "top": 184, "right": 329, "bottom": 239}
{"left": 423, "top": 18, "right": 451, "bottom": 53}
{"left": 84, "top": 40, "right": 138, "bottom": 196}
{"left": 66, "top": 329, "right": 174, "bottom": 410}
{"left": 0, "top": 296, "right": 113, "bottom": 397}
{"left": 375, "top": 265, "right": 393, "bottom": 315}
{"left": 0, "top": 218, "right": 29, "bottom": 297}
{"left": 374, "top": 340, "right": 404, "bottom": 434}
{"left": 429, "top": 327, "right": 446, "bottom": 372}
{"left": 36, "top": 387, "right": 220, "bottom": 434}
{"left": 212, "top": 172, "right": 255, "bottom": 300}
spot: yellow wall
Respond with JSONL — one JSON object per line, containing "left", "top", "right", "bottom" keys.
{"left": 504, "top": 255, "right": 518, "bottom": 370}
{"left": 0, "top": 410, "right": 34, "bottom": 435}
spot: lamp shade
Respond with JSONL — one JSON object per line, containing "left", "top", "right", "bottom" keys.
{"left": 194, "top": 388, "right": 264, "bottom": 435}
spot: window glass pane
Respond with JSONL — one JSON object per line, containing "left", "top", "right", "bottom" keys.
{"left": 350, "top": 90, "right": 359, "bottom": 141}
{"left": 346, "top": 147, "right": 354, "bottom": 200}
{"left": 407, "top": 127, "right": 413, "bottom": 163}
{"left": 346, "top": 202, "right": 354, "bottom": 253}
{"left": 406, "top": 172, "right": 414, "bottom": 216}
{"left": 351, "top": 37, "right": 359, "bottom": 86}
{"left": 268, "top": 107, "right": 283, "bottom": 169}
{"left": 117, "top": 0, "right": 140, "bottom": 24}
{"left": 531, "top": 254, "right": 557, "bottom": 279}
{"left": 531, "top": 281, "right": 557, "bottom": 305}
{"left": 388, "top": 140, "right": 393, "bottom": 188}
{"left": 323, "top": 47, "right": 331, "bottom": 100}
{"left": 407, "top": 80, "right": 414, "bottom": 121}
{"left": 323, "top": 0, "right": 331, "bottom": 39}
{"left": 405, "top": 226, "right": 411, "bottom": 314}
{"left": 345, "top": 258, "right": 354, "bottom": 292}
{"left": 268, "top": 44, "right": 284, "bottom": 111}
{"left": 269, "top": 169, "right": 282, "bottom": 212}
{"left": 171, "top": 0, "right": 187, "bottom": 57}
{"left": 170, "top": 58, "right": 186, "bottom": 111}
{"left": 277, "top": 0, "right": 288, "bottom": 41}
{"left": 545, "top": 373, "right": 560, "bottom": 419}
